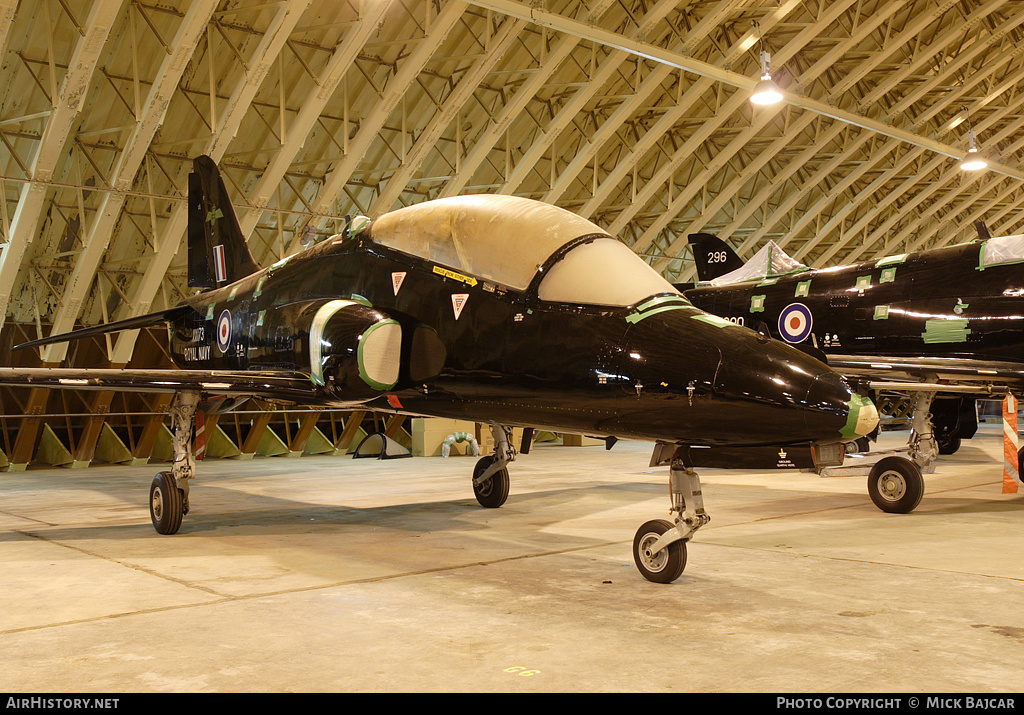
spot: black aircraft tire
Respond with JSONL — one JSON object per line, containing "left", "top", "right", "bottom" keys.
{"left": 844, "top": 437, "right": 871, "bottom": 455}
{"left": 150, "top": 471, "right": 184, "bottom": 535}
{"left": 867, "top": 457, "right": 924, "bottom": 514}
{"left": 633, "top": 519, "right": 687, "bottom": 584}
{"left": 473, "top": 456, "right": 510, "bottom": 508}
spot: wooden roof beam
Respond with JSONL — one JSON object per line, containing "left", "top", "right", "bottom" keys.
{"left": 40, "top": 0, "right": 220, "bottom": 365}
{"left": 110, "top": 0, "right": 311, "bottom": 366}
{"left": 0, "top": 0, "right": 122, "bottom": 336}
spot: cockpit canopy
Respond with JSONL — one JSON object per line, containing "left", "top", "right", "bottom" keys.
{"left": 701, "top": 232, "right": 1024, "bottom": 285}
{"left": 704, "top": 241, "right": 808, "bottom": 285}
{"left": 980, "top": 232, "right": 1024, "bottom": 268}
{"left": 368, "top": 194, "right": 681, "bottom": 307}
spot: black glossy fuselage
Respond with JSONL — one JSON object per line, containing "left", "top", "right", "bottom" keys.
{"left": 168, "top": 234, "right": 861, "bottom": 447}
{"left": 685, "top": 241, "right": 1024, "bottom": 363}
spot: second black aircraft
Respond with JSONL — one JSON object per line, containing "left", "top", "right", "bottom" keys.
{"left": 684, "top": 231, "right": 1024, "bottom": 510}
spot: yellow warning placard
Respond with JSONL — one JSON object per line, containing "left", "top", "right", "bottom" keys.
{"left": 432, "top": 265, "right": 478, "bottom": 286}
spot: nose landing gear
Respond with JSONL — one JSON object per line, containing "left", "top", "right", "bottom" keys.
{"left": 633, "top": 445, "right": 710, "bottom": 583}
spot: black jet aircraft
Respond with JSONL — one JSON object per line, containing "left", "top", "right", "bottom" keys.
{"left": 0, "top": 156, "right": 877, "bottom": 583}
{"left": 683, "top": 232, "right": 1024, "bottom": 511}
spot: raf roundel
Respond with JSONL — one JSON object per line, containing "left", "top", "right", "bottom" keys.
{"left": 778, "top": 302, "right": 813, "bottom": 343}
{"left": 217, "top": 309, "right": 232, "bottom": 353}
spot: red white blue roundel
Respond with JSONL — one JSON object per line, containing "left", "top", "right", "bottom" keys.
{"left": 778, "top": 303, "right": 813, "bottom": 343}
{"left": 217, "top": 309, "right": 232, "bottom": 353}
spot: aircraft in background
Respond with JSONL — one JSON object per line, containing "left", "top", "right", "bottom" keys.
{"left": 0, "top": 156, "right": 876, "bottom": 583}
{"left": 683, "top": 232, "right": 1024, "bottom": 510}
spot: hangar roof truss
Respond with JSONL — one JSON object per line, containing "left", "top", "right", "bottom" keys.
{"left": 1, "top": 0, "right": 1023, "bottom": 361}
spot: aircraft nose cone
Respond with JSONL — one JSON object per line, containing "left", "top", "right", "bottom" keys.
{"left": 804, "top": 373, "right": 879, "bottom": 440}
{"left": 844, "top": 392, "right": 879, "bottom": 439}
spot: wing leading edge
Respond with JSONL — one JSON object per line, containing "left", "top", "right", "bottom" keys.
{"left": 826, "top": 354, "right": 1024, "bottom": 394}
{"left": 0, "top": 367, "right": 323, "bottom": 403}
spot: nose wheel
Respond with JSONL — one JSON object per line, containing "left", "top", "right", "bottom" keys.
{"left": 633, "top": 519, "right": 687, "bottom": 583}
{"left": 473, "top": 455, "right": 510, "bottom": 508}
{"left": 150, "top": 470, "right": 186, "bottom": 535}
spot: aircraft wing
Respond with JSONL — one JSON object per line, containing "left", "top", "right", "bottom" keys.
{"left": 0, "top": 367, "right": 323, "bottom": 403}
{"left": 826, "top": 354, "right": 1024, "bottom": 394}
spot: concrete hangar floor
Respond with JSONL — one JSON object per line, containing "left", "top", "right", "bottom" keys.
{"left": 1, "top": 424, "right": 1022, "bottom": 693}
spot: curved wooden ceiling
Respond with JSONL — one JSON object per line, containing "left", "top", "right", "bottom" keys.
{"left": 2, "top": 0, "right": 1023, "bottom": 363}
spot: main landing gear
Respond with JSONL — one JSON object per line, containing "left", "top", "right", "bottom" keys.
{"left": 866, "top": 456, "right": 924, "bottom": 514}
{"left": 827, "top": 390, "right": 934, "bottom": 514}
{"left": 149, "top": 391, "right": 199, "bottom": 534}
{"left": 863, "top": 390, "right": 934, "bottom": 514}
{"left": 472, "top": 424, "right": 514, "bottom": 508}
{"left": 633, "top": 445, "right": 709, "bottom": 583}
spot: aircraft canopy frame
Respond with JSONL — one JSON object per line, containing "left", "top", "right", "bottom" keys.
{"left": 704, "top": 241, "right": 809, "bottom": 285}
{"left": 368, "top": 195, "right": 681, "bottom": 307}
{"left": 980, "top": 233, "right": 1024, "bottom": 269}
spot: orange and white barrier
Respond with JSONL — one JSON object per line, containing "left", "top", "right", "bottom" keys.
{"left": 1003, "top": 394, "right": 1019, "bottom": 494}
{"left": 195, "top": 409, "right": 207, "bottom": 461}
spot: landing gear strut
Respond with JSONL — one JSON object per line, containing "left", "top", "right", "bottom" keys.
{"left": 861, "top": 391, "right": 931, "bottom": 514}
{"left": 633, "top": 446, "right": 710, "bottom": 583}
{"left": 149, "top": 391, "right": 199, "bottom": 534}
{"left": 906, "top": 390, "right": 938, "bottom": 475}
{"left": 827, "top": 389, "right": 934, "bottom": 514}
{"left": 472, "top": 424, "right": 514, "bottom": 508}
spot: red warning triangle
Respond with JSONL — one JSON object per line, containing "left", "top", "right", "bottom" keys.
{"left": 391, "top": 272, "right": 406, "bottom": 295}
{"left": 451, "top": 293, "right": 469, "bottom": 320}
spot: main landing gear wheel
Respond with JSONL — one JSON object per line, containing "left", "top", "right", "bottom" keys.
{"left": 867, "top": 456, "right": 924, "bottom": 514}
{"left": 473, "top": 455, "right": 510, "bottom": 508}
{"left": 148, "top": 391, "right": 201, "bottom": 535}
{"left": 150, "top": 471, "right": 185, "bottom": 535}
{"left": 633, "top": 519, "right": 687, "bottom": 584}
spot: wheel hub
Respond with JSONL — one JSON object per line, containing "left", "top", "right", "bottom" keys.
{"left": 878, "top": 471, "right": 906, "bottom": 501}
{"left": 151, "top": 488, "right": 164, "bottom": 519}
{"left": 638, "top": 533, "right": 669, "bottom": 572}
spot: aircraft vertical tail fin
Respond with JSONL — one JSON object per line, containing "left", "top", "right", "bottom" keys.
{"left": 688, "top": 233, "right": 745, "bottom": 283}
{"left": 188, "top": 155, "right": 261, "bottom": 289}
{"left": 975, "top": 221, "right": 991, "bottom": 241}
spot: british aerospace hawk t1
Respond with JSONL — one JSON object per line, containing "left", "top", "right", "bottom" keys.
{"left": 0, "top": 156, "right": 877, "bottom": 583}
{"left": 684, "top": 231, "right": 1024, "bottom": 512}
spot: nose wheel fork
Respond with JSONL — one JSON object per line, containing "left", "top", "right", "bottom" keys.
{"left": 633, "top": 446, "right": 709, "bottom": 583}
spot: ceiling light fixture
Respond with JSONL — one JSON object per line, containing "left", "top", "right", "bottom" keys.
{"left": 960, "top": 109, "right": 988, "bottom": 171}
{"left": 750, "top": 22, "right": 782, "bottom": 106}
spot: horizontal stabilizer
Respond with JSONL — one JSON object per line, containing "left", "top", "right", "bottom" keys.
{"left": 14, "top": 306, "right": 191, "bottom": 351}
{"left": 0, "top": 366, "right": 323, "bottom": 402}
